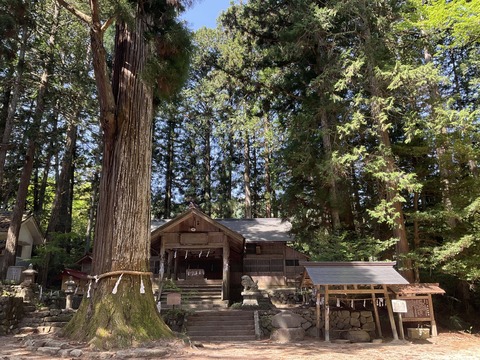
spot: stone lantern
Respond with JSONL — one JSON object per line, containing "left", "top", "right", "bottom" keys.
{"left": 22, "top": 264, "right": 37, "bottom": 285}
{"left": 64, "top": 276, "right": 77, "bottom": 310}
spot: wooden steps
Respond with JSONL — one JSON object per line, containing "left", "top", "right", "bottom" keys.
{"left": 186, "top": 310, "right": 257, "bottom": 342}
{"left": 160, "top": 279, "right": 228, "bottom": 310}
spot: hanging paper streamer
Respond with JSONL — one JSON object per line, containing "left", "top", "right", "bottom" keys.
{"left": 199, "top": 250, "right": 202, "bottom": 258}
{"left": 351, "top": 300, "right": 354, "bottom": 309}
{"left": 87, "top": 281, "right": 92, "bottom": 298}
{"left": 206, "top": 250, "right": 210, "bottom": 257}
{"left": 140, "top": 277, "right": 145, "bottom": 294}
{"left": 185, "top": 250, "right": 188, "bottom": 259}
{"left": 363, "top": 300, "right": 366, "bottom": 308}
{"left": 174, "top": 250, "right": 177, "bottom": 258}
{"left": 112, "top": 273, "right": 123, "bottom": 294}
{"left": 336, "top": 298, "right": 340, "bottom": 307}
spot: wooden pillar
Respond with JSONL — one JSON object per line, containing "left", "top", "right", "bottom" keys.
{"left": 325, "top": 285, "right": 330, "bottom": 342}
{"left": 316, "top": 285, "right": 321, "bottom": 338}
{"left": 173, "top": 249, "right": 178, "bottom": 280}
{"left": 397, "top": 311, "right": 405, "bottom": 340}
{"left": 222, "top": 237, "right": 230, "bottom": 301}
{"left": 371, "top": 290, "right": 383, "bottom": 338}
{"left": 166, "top": 250, "right": 173, "bottom": 279}
{"left": 383, "top": 285, "right": 399, "bottom": 340}
{"left": 428, "top": 294, "right": 438, "bottom": 336}
{"left": 157, "top": 237, "right": 166, "bottom": 302}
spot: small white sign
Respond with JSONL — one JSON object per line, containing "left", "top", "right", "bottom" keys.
{"left": 392, "top": 299, "right": 407, "bottom": 313}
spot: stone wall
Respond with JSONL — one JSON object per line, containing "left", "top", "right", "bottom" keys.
{"left": 259, "top": 308, "right": 376, "bottom": 340}
{"left": 0, "top": 296, "right": 24, "bottom": 335}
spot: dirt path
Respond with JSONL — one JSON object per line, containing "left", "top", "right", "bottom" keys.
{"left": 0, "top": 331, "right": 479, "bottom": 359}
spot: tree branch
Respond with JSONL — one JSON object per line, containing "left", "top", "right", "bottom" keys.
{"left": 101, "top": 16, "right": 115, "bottom": 33}
{"left": 56, "top": 0, "right": 92, "bottom": 25}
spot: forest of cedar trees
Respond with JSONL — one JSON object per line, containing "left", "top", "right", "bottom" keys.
{"left": 0, "top": 0, "right": 479, "bottom": 336}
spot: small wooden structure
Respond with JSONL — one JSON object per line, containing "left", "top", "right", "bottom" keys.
{"left": 301, "top": 261, "right": 409, "bottom": 342}
{"left": 389, "top": 283, "right": 445, "bottom": 337}
{"left": 151, "top": 207, "right": 307, "bottom": 305}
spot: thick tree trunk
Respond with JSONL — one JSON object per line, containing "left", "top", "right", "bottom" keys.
{"left": 63, "top": 6, "right": 171, "bottom": 348}
{"left": 319, "top": 109, "right": 341, "bottom": 231}
{"left": 204, "top": 119, "right": 212, "bottom": 215}
{"left": 243, "top": 133, "right": 252, "bottom": 218}
{"left": 0, "top": 141, "right": 35, "bottom": 279}
{"left": 0, "top": 3, "right": 56, "bottom": 277}
{"left": 361, "top": 7, "right": 414, "bottom": 282}
{"left": 163, "top": 119, "right": 175, "bottom": 218}
{"left": 0, "top": 25, "right": 29, "bottom": 196}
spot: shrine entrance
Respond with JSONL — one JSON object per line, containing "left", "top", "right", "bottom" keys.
{"left": 165, "top": 248, "right": 224, "bottom": 281}
{"left": 151, "top": 208, "right": 245, "bottom": 302}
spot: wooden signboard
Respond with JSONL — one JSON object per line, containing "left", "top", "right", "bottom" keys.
{"left": 167, "top": 292, "right": 181, "bottom": 306}
{"left": 402, "top": 296, "right": 431, "bottom": 321}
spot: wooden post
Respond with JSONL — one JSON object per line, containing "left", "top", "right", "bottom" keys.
{"left": 316, "top": 285, "right": 321, "bottom": 338}
{"left": 383, "top": 285, "right": 399, "bottom": 340}
{"left": 325, "top": 285, "right": 330, "bottom": 342}
{"left": 166, "top": 250, "right": 173, "bottom": 279}
{"left": 398, "top": 312, "right": 405, "bottom": 340}
{"left": 173, "top": 249, "right": 178, "bottom": 280}
{"left": 222, "top": 237, "right": 230, "bottom": 301}
{"left": 157, "top": 237, "right": 166, "bottom": 302}
{"left": 428, "top": 294, "right": 438, "bottom": 336}
{"left": 371, "top": 290, "right": 383, "bottom": 338}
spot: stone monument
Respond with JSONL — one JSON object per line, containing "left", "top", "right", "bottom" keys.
{"left": 241, "top": 275, "right": 260, "bottom": 306}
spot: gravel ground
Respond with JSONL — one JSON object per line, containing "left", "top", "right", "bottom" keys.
{"left": 0, "top": 331, "right": 479, "bottom": 359}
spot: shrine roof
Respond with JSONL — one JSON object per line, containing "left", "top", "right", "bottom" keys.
{"left": 389, "top": 283, "right": 445, "bottom": 295}
{"left": 301, "top": 261, "right": 409, "bottom": 286}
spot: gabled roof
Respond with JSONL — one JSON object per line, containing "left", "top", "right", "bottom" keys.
{"left": 0, "top": 212, "right": 44, "bottom": 245}
{"left": 151, "top": 208, "right": 293, "bottom": 243}
{"left": 61, "top": 268, "right": 88, "bottom": 280}
{"left": 151, "top": 208, "right": 244, "bottom": 243}
{"left": 217, "top": 218, "right": 292, "bottom": 243}
{"left": 301, "top": 261, "right": 409, "bottom": 286}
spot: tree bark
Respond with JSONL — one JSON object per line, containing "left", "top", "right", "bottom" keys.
{"left": 62, "top": 2, "right": 172, "bottom": 348}
{"left": 0, "top": 24, "right": 29, "bottom": 197}
{"left": 0, "top": 2, "right": 57, "bottom": 278}
{"left": 163, "top": 119, "right": 175, "bottom": 218}
{"left": 243, "top": 133, "right": 252, "bottom": 218}
{"left": 360, "top": 4, "right": 414, "bottom": 282}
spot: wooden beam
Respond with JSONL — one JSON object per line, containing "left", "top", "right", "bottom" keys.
{"left": 316, "top": 285, "right": 321, "bottom": 338}
{"left": 371, "top": 291, "right": 383, "bottom": 338}
{"left": 383, "top": 285, "right": 399, "bottom": 340}
{"left": 429, "top": 294, "right": 438, "bottom": 336}
{"left": 157, "top": 237, "right": 166, "bottom": 302}
{"left": 222, "top": 235, "right": 230, "bottom": 301}
{"left": 325, "top": 285, "right": 330, "bottom": 342}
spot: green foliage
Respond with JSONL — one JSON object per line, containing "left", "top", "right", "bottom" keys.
{"left": 31, "top": 232, "right": 86, "bottom": 287}
{"left": 294, "top": 232, "right": 397, "bottom": 262}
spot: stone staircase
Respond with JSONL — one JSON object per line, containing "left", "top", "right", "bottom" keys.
{"left": 160, "top": 279, "right": 228, "bottom": 310}
{"left": 186, "top": 310, "right": 257, "bottom": 342}
{"left": 18, "top": 303, "right": 74, "bottom": 334}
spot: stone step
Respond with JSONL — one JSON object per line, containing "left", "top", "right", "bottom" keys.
{"left": 186, "top": 310, "right": 256, "bottom": 342}
{"left": 189, "top": 334, "right": 257, "bottom": 342}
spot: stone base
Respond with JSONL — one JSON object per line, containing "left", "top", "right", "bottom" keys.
{"left": 407, "top": 328, "right": 430, "bottom": 340}
{"left": 271, "top": 328, "right": 305, "bottom": 343}
{"left": 241, "top": 291, "right": 260, "bottom": 306}
{"left": 344, "top": 330, "right": 371, "bottom": 343}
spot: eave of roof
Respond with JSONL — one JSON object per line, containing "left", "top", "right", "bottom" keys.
{"left": 301, "top": 261, "right": 409, "bottom": 286}
{"left": 151, "top": 210, "right": 293, "bottom": 243}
